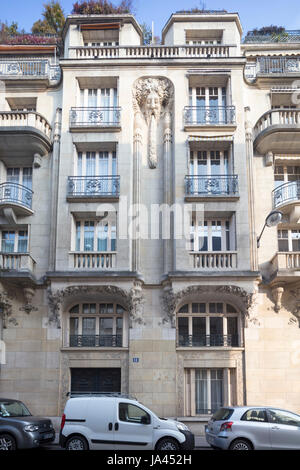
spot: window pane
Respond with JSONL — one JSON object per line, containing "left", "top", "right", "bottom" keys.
{"left": 192, "top": 303, "right": 206, "bottom": 313}
{"left": 227, "top": 317, "right": 238, "bottom": 346}
{"left": 84, "top": 221, "right": 94, "bottom": 251}
{"left": 119, "top": 403, "right": 150, "bottom": 424}
{"left": 198, "top": 221, "right": 208, "bottom": 251}
{"left": 211, "top": 369, "right": 223, "bottom": 413}
{"left": 212, "top": 221, "right": 222, "bottom": 251}
{"left": 2, "top": 231, "right": 15, "bottom": 252}
{"left": 70, "top": 317, "right": 79, "bottom": 335}
{"left": 99, "top": 317, "right": 113, "bottom": 335}
{"left": 192, "top": 318, "right": 206, "bottom": 346}
{"left": 178, "top": 317, "right": 189, "bottom": 346}
{"left": 97, "top": 224, "right": 108, "bottom": 251}
{"left": 268, "top": 409, "right": 300, "bottom": 427}
{"left": 210, "top": 318, "right": 223, "bottom": 345}
{"left": 82, "top": 317, "right": 96, "bottom": 335}
{"left": 241, "top": 409, "right": 267, "bottom": 422}
{"left": 17, "top": 231, "right": 28, "bottom": 252}
{"left": 195, "top": 369, "right": 208, "bottom": 414}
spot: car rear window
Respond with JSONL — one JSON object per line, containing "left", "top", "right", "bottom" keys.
{"left": 211, "top": 408, "right": 234, "bottom": 421}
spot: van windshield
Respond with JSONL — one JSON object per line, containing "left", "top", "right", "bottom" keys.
{"left": 0, "top": 401, "right": 31, "bottom": 417}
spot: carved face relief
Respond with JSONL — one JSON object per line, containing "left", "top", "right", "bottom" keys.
{"left": 145, "top": 90, "right": 161, "bottom": 121}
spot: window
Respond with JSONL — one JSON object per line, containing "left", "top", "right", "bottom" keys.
{"left": 76, "top": 151, "right": 117, "bottom": 176}
{"left": 68, "top": 303, "right": 126, "bottom": 347}
{"left": 188, "top": 86, "right": 227, "bottom": 124}
{"left": 1, "top": 230, "right": 28, "bottom": 253}
{"left": 177, "top": 302, "right": 240, "bottom": 347}
{"left": 274, "top": 165, "right": 300, "bottom": 188}
{"left": 278, "top": 229, "right": 300, "bottom": 252}
{"left": 190, "top": 216, "right": 233, "bottom": 252}
{"left": 189, "top": 150, "right": 229, "bottom": 177}
{"left": 119, "top": 403, "right": 150, "bottom": 424}
{"left": 241, "top": 409, "right": 268, "bottom": 423}
{"left": 267, "top": 409, "right": 300, "bottom": 427}
{"left": 185, "top": 368, "right": 237, "bottom": 416}
{"left": 74, "top": 218, "right": 116, "bottom": 252}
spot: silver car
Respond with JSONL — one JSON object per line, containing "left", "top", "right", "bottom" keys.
{"left": 205, "top": 406, "right": 300, "bottom": 450}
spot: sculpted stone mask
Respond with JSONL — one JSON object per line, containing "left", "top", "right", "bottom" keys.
{"left": 145, "top": 90, "right": 161, "bottom": 120}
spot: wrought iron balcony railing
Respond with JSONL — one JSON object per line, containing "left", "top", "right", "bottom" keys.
{"left": 68, "top": 176, "right": 120, "bottom": 198}
{"left": 184, "top": 106, "right": 236, "bottom": 125}
{"left": 258, "top": 57, "right": 300, "bottom": 74}
{"left": 0, "top": 59, "right": 61, "bottom": 83}
{"left": 177, "top": 334, "right": 240, "bottom": 347}
{"left": 185, "top": 175, "right": 239, "bottom": 197}
{"left": 0, "top": 182, "right": 33, "bottom": 209}
{"left": 69, "top": 334, "right": 122, "bottom": 348}
{"left": 272, "top": 181, "right": 300, "bottom": 208}
{"left": 69, "top": 107, "right": 121, "bottom": 128}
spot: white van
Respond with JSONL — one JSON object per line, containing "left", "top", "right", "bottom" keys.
{"left": 59, "top": 394, "right": 194, "bottom": 450}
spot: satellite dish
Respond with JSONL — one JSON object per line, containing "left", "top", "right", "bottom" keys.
{"left": 265, "top": 210, "right": 283, "bottom": 227}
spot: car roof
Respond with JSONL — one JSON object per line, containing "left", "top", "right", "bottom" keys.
{"left": 0, "top": 398, "right": 23, "bottom": 403}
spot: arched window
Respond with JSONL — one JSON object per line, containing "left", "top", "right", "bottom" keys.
{"left": 177, "top": 302, "right": 241, "bottom": 347}
{"left": 66, "top": 302, "right": 128, "bottom": 348}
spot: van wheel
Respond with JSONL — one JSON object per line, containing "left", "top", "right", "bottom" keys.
{"left": 66, "top": 435, "right": 88, "bottom": 450}
{"left": 156, "top": 437, "right": 180, "bottom": 451}
{"left": 0, "top": 434, "right": 16, "bottom": 450}
{"left": 229, "top": 439, "right": 253, "bottom": 450}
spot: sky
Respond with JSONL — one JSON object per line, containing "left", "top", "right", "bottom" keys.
{"left": 0, "top": 0, "right": 300, "bottom": 38}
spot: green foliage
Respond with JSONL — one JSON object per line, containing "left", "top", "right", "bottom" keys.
{"left": 72, "top": 0, "right": 133, "bottom": 15}
{"left": 31, "top": 1, "right": 65, "bottom": 35}
{"left": 248, "top": 25, "right": 286, "bottom": 36}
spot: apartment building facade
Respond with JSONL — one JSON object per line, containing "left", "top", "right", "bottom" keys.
{"left": 0, "top": 11, "right": 299, "bottom": 432}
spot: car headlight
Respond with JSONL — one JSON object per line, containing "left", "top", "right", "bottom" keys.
{"left": 24, "top": 424, "right": 39, "bottom": 432}
{"left": 177, "top": 423, "right": 189, "bottom": 432}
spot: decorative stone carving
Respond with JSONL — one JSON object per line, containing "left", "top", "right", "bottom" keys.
{"left": 0, "top": 290, "right": 17, "bottom": 328}
{"left": 128, "top": 281, "right": 146, "bottom": 327}
{"left": 288, "top": 288, "right": 300, "bottom": 326}
{"left": 161, "top": 284, "right": 258, "bottom": 328}
{"left": 272, "top": 286, "right": 284, "bottom": 313}
{"left": 47, "top": 283, "right": 146, "bottom": 329}
{"left": 33, "top": 153, "right": 42, "bottom": 168}
{"left": 265, "top": 151, "right": 274, "bottom": 167}
{"left": 132, "top": 77, "right": 173, "bottom": 169}
{"left": 19, "top": 288, "right": 38, "bottom": 315}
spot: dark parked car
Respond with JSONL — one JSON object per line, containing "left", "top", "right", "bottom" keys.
{"left": 0, "top": 398, "right": 55, "bottom": 450}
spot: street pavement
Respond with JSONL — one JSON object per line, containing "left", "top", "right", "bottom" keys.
{"left": 40, "top": 434, "right": 211, "bottom": 450}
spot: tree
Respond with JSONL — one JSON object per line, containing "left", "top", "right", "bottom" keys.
{"left": 31, "top": 1, "right": 65, "bottom": 35}
{"left": 72, "top": 0, "right": 133, "bottom": 15}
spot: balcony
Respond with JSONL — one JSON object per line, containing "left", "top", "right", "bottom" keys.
{"left": 183, "top": 105, "right": 236, "bottom": 131}
{"left": 190, "top": 252, "right": 238, "bottom": 270}
{"left": 0, "top": 59, "right": 61, "bottom": 85}
{"left": 68, "top": 44, "right": 234, "bottom": 60}
{"left": 0, "top": 111, "right": 52, "bottom": 159}
{"left": 185, "top": 175, "right": 239, "bottom": 201}
{"left": 0, "top": 182, "right": 33, "bottom": 216}
{"left": 177, "top": 334, "right": 240, "bottom": 348}
{"left": 69, "top": 107, "right": 121, "bottom": 132}
{"left": 253, "top": 109, "right": 300, "bottom": 153}
{"left": 67, "top": 176, "right": 120, "bottom": 202}
{"left": 270, "top": 252, "right": 300, "bottom": 283}
{"left": 70, "top": 252, "right": 116, "bottom": 270}
{"left": 0, "top": 252, "right": 36, "bottom": 273}
{"left": 245, "top": 57, "right": 300, "bottom": 82}
{"left": 69, "top": 334, "right": 122, "bottom": 348}
{"left": 272, "top": 181, "right": 300, "bottom": 212}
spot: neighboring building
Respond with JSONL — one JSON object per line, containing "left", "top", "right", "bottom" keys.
{"left": 0, "top": 11, "right": 299, "bottom": 433}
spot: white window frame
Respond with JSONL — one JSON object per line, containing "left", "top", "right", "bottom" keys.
{"left": 278, "top": 228, "right": 300, "bottom": 252}
{"left": 190, "top": 216, "right": 234, "bottom": 252}
{"left": 184, "top": 368, "right": 237, "bottom": 416}
{"left": 0, "top": 229, "right": 28, "bottom": 253}
{"left": 189, "top": 149, "right": 230, "bottom": 176}
{"left": 75, "top": 150, "right": 117, "bottom": 176}
{"left": 80, "top": 88, "right": 118, "bottom": 108}
{"left": 189, "top": 86, "right": 226, "bottom": 108}
{"left": 74, "top": 218, "right": 117, "bottom": 253}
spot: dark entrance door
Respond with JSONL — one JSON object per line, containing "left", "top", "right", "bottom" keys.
{"left": 71, "top": 368, "right": 121, "bottom": 393}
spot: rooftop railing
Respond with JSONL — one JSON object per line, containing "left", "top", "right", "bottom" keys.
{"left": 244, "top": 30, "right": 300, "bottom": 43}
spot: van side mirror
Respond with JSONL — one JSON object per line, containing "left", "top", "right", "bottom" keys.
{"left": 141, "top": 415, "right": 150, "bottom": 425}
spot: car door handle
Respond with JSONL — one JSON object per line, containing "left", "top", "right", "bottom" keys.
{"left": 271, "top": 426, "right": 280, "bottom": 430}
{"left": 108, "top": 422, "right": 113, "bottom": 431}
{"left": 115, "top": 423, "right": 119, "bottom": 431}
